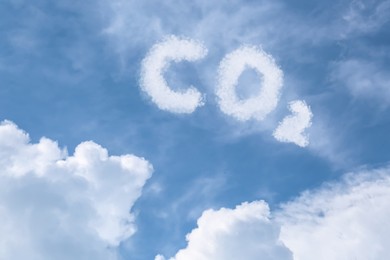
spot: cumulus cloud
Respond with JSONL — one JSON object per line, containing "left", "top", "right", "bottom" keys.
{"left": 216, "top": 46, "right": 284, "bottom": 121}
{"left": 273, "top": 100, "right": 312, "bottom": 147}
{"left": 140, "top": 35, "right": 208, "bottom": 114}
{"left": 158, "top": 166, "right": 390, "bottom": 260}
{"left": 0, "top": 120, "right": 153, "bottom": 259}
{"left": 156, "top": 201, "right": 292, "bottom": 260}
{"left": 155, "top": 255, "right": 166, "bottom": 260}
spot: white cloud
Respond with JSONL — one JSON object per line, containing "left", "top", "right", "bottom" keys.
{"left": 140, "top": 35, "right": 208, "bottom": 114}
{"left": 0, "top": 120, "right": 153, "bottom": 259}
{"left": 279, "top": 167, "right": 390, "bottom": 260}
{"left": 157, "top": 201, "right": 292, "bottom": 260}
{"left": 273, "top": 100, "right": 312, "bottom": 147}
{"left": 216, "top": 46, "right": 284, "bottom": 121}
{"left": 158, "top": 166, "right": 390, "bottom": 260}
{"left": 155, "top": 254, "right": 166, "bottom": 260}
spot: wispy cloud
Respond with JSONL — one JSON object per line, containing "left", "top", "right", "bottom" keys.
{"left": 341, "top": 0, "right": 390, "bottom": 37}
{"left": 331, "top": 58, "right": 390, "bottom": 104}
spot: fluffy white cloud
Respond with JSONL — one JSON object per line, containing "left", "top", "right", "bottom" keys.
{"left": 140, "top": 35, "right": 208, "bottom": 114}
{"left": 156, "top": 201, "right": 293, "bottom": 260}
{"left": 158, "top": 166, "right": 390, "bottom": 260}
{"left": 0, "top": 120, "right": 153, "bottom": 259}
{"left": 273, "top": 100, "right": 312, "bottom": 147}
{"left": 216, "top": 46, "right": 283, "bottom": 121}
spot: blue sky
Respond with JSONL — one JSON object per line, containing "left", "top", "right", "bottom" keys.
{"left": 1, "top": 0, "right": 390, "bottom": 259}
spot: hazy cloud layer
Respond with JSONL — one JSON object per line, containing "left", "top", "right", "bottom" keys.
{"left": 216, "top": 46, "right": 283, "bottom": 121}
{"left": 159, "top": 166, "right": 390, "bottom": 260}
{"left": 0, "top": 120, "right": 153, "bottom": 259}
{"left": 331, "top": 58, "right": 390, "bottom": 103}
{"left": 273, "top": 100, "right": 313, "bottom": 147}
{"left": 341, "top": 0, "right": 390, "bottom": 37}
{"left": 140, "top": 35, "right": 208, "bottom": 114}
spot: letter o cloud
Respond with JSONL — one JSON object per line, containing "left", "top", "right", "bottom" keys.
{"left": 216, "top": 46, "right": 284, "bottom": 121}
{"left": 140, "top": 36, "right": 208, "bottom": 114}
